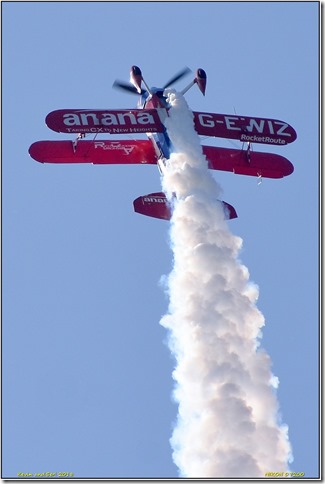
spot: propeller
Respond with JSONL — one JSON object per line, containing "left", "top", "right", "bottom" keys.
{"left": 113, "top": 66, "right": 192, "bottom": 96}
{"left": 112, "top": 80, "right": 146, "bottom": 96}
{"left": 163, "top": 66, "right": 191, "bottom": 89}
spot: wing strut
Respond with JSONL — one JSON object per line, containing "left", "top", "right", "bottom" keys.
{"left": 246, "top": 141, "right": 252, "bottom": 164}
{"left": 72, "top": 133, "right": 86, "bottom": 153}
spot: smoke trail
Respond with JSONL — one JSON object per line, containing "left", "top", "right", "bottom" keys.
{"left": 160, "top": 90, "right": 292, "bottom": 478}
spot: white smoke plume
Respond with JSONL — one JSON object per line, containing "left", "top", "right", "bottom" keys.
{"left": 160, "top": 90, "right": 292, "bottom": 478}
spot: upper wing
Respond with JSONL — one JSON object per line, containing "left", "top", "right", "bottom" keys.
{"left": 203, "top": 145, "right": 294, "bottom": 178}
{"left": 194, "top": 112, "right": 297, "bottom": 145}
{"left": 45, "top": 108, "right": 297, "bottom": 144}
{"left": 45, "top": 109, "right": 165, "bottom": 134}
{"left": 29, "top": 140, "right": 158, "bottom": 164}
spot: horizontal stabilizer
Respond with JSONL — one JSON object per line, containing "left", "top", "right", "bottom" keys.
{"left": 133, "top": 192, "right": 171, "bottom": 220}
{"left": 133, "top": 192, "right": 237, "bottom": 221}
{"left": 221, "top": 201, "right": 238, "bottom": 220}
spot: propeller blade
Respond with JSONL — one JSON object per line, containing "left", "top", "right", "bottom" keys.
{"left": 112, "top": 80, "right": 146, "bottom": 95}
{"left": 163, "top": 67, "right": 191, "bottom": 89}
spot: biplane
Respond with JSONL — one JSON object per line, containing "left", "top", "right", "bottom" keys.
{"left": 29, "top": 66, "right": 296, "bottom": 221}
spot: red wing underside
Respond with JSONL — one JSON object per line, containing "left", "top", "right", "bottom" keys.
{"left": 45, "top": 109, "right": 296, "bottom": 145}
{"left": 203, "top": 145, "right": 294, "bottom": 178}
{"left": 193, "top": 111, "right": 297, "bottom": 145}
{"left": 29, "top": 140, "right": 293, "bottom": 179}
{"left": 29, "top": 140, "right": 158, "bottom": 165}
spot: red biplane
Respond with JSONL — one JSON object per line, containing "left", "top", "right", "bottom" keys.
{"left": 29, "top": 66, "right": 296, "bottom": 221}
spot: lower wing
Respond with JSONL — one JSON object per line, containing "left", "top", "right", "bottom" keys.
{"left": 29, "top": 140, "right": 158, "bottom": 165}
{"left": 29, "top": 140, "right": 293, "bottom": 178}
{"left": 203, "top": 145, "right": 294, "bottom": 178}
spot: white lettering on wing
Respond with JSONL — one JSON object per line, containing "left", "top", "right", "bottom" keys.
{"left": 198, "top": 113, "right": 214, "bottom": 128}
{"left": 143, "top": 197, "right": 166, "bottom": 203}
{"left": 63, "top": 111, "right": 156, "bottom": 128}
{"left": 94, "top": 141, "right": 135, "bottom": 154}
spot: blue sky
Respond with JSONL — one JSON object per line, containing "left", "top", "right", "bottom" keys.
{"left": 3, "top": 1, "right": 319, "bottom": 479}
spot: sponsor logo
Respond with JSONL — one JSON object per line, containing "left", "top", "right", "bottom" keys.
{"left": 240, "top": 134, "right": 286, "bottom": 145}
{"left": 62, "top": 111, "right": 156, "bottom": 133}
{"left": 143, "top": 197, "right": 166, "bottom": 203}
{"left": 94, "top": 141, "right": 135, "bottom": 154}
{"left": 61, "top": 126, "right": 158, "bottom": 134}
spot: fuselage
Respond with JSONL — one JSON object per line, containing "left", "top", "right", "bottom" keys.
{"left": 139, "top": 88, "right": 173, "bottom": 174}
